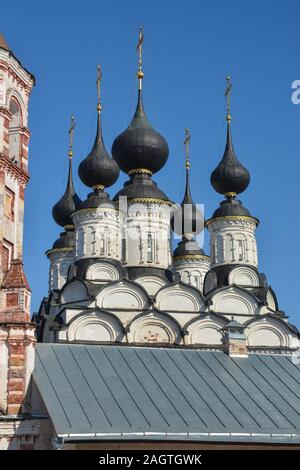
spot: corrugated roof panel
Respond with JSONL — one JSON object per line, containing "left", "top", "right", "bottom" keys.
{"left": 33, "top": 344, "right": 300, "bottom": 443}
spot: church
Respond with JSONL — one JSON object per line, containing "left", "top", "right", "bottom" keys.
{"left": 0, "top": 30, "right": 300, "bottom": 450}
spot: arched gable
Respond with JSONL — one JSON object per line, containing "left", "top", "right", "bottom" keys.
{"left": 134, "top": 275, "right": 167, "bottom": 296}
{"left": 266, "top": 288, "right": 278, "bottom": 311}
{"left": 228, "top": 266, "right": 260, "bottom": 287}
{"left": 184, "top": 313, "right": 227, "bottom": 346}
{"left": 66, "top": 309, "right": 124, "bottom": 343}
{"left": 127, "top": 310, "right": 182, "bottom": 345}
{"left": 60, "top": 279, "right": 89, "bottom": 304}
{"left": 209, "top": 286, "right": 259, "bottom": 316}
{"left": 155, "top": 282, "right": 205, "bottom": 313}
{"left": 246, "top": 316, "right": 298, "bottom": 349}
{"left": 85, "top": 262, "right": 121, "bottom": 282}
{"left": 96, "top": 279, "right": 150, "bottom": 311}
{"left": 203, "top": 270, "right": 218, "bottom": 296}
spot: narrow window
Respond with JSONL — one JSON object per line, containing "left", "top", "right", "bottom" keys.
{"left": 238, "top": 240, "right": 244, "bottom": 261}
{"left": 9, "top": 98, "right": 22, "bottom": 164}
{"left": 147, "top": 234, "right": 153, "bottom": 262}
{"left": 122, "top": 237, "right": 127, "bottom": 262}
{"left": 2, "top": 240, "right": 13, "bottom": 272}
{"left": 100, "top": 233, "right": 105, "bottom": 255}
{"left": 4, "top": 187, "right": 15, "bottom": 221}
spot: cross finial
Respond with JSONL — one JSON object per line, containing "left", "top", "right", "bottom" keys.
{"left": 184, "top": 128, "right": 191, "bottom": 169}
{"left": 68, "top": 116, "right": 75, "bottom": 159}
{"left": 225, "top": 75, "right": 232, "bottom": 122}
{"left": 136, "top": 25, "right": 144, "bottom": 89}
{"left": 96, "top": 64, "right": 102, "bottom": 112}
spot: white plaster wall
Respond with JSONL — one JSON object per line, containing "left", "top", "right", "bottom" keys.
{"left": 210, "top": 287, "right": 259, "bottom": 316}
{"left": 155, "top": 283, "right": 205, "bottom": 312}
{"left": 174, "top": 259, "right": 210, "bottom": 293}
{"left": 124, "top": 202, "right": 171, "bottom": 269}
{"left": 134, "top": 275, "right": 167, "bottom": 296}
{"left": 47, "top": 249, "right": 74, "bottom": 291}
{"left": 85, "top": 262, "right": 121, "bottom": 282}
{"left": 208, "top": 218, "right": 258, "bottom": 267}
{"left": 73, "top": 208, "right": 122, "bottom": 261}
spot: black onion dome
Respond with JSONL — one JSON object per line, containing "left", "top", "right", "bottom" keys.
{"left": 52, "top": 230, "right": 75, "bottom": 250}
{"left": 173, "top": 239, "right": 208, "bottom": 258}
{"left": 210, "top": 121, "right": 250, "bottom": 195}
{"left": 52, "top": 158, "right": 81, "bottom": 228}
{"left": 78, "top": 112, "right": 119, "bottom": 189}
{"left": 78, "top": 188, "right": 116, "bottom": 210}
{"left": 113, "top": 173, "right": 169, "bottom": 202}
{"left": 211, "top": 196, "right": 253, "bottom": 219}
{"left": 171, "top": 168, "right": 204, "bottom": 237}
{"left": 112, "top": 90, "right": 169, "bottom": 174}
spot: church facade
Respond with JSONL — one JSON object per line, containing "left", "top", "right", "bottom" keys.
{"left": 0, "top": 31, "right": 300, "bottom": 450}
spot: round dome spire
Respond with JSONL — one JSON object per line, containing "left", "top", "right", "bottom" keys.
{"left": 171, "top": 129, "right": 204, "bottom": 238}
{"left": 78, "top": 66, "right": 120, "bottom": 190}
{"left": 210, "top": 77, "right": 250, "bottom": 196}
{"left": 111, "top": 27, "right": 169, "bottom": 176}
{"left": 52, "top": 117, "right": 81, "bottom": 228}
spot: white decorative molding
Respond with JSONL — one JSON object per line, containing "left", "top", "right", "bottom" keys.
{"left": 155, "top": 283, "right": 205, "bottom": 312}
{"left": 185, "top": 315, "right": 227, "bottom": 346}
{"left": 66, "top": 311, "right": 123, "bottom": 343}
{"left": 127, "top": 311, "right": 181, "bottom": 344}
{"left": 207, "top": 217, "right": 258, "bottom": 267}
{"left": 85, "top": 262, "right": 120, "bottom": 282}
{"left": 228, "top": 266, "right": 260, "bottom": 287}
{"left": 124, "top": 202, "right": 171, "bottom": 269}
{"left": 134, "top": 276, "right": 167, "bottom": 296}
{"left": 73, "top": 208, "right": 122, "bottom": 261}
{"left": 246, "top": 318, "right": 290, "bottom": 348}
{"left": 266, "top": 290, "right": 276, "bottom": 310}
{"left": 47, "top": 250, "right": 74, "bottom": 292}
{"left": 210, "top": 286, "right": 258, "bottom": 316}
{"left": 96, "top": 280, "right": 149, "bottom": 310}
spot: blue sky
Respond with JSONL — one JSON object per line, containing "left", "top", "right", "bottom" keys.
{"left": 2, "top": 0, "right": 300, "bottom": 325}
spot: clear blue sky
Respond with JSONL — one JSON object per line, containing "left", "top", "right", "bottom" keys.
{"left": 2, "top": 0, "right": 300, "bottom": 325}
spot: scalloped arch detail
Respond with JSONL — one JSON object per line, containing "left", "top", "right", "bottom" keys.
{"left": 85, "top": 262, "right": 121, "bottom": 282}
{"left": 155, "top": 284, "right": 205, "bottom": 312}
{"left": 211, "top": 287, "right": 258, "bottom": 315}
{"left": 134, "top": 276, "right": 167, "bottom": 296}
{"left": 228, "top": 266, "right": 259, "bottom": 287}
{"left": 127, "top": 311, "right": 181, "bottom": 344}
{"left": 246, "top": 320, "right": 289, "bottom": 348}
{"left": 96, "top": 280, "right": 149, "bottom": 310}
{"left": 185, "top": 315, "right": 227, "bottom": 345}
{"left": 66, "top": 310, "right": 124, "bottom": 343}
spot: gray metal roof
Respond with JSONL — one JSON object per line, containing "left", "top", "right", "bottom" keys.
{"left": 33, "top": 343, "right": 300, "bottom": 443}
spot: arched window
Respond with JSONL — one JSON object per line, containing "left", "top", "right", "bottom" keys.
{"left": 226, "top": 234, "right": 234, "bottom": 262}
{"left": 122, "top": 237, "right": 127, "bottom": 262}
{"left": 9, "top": 98, "right": 22, "bottom": 164}
{"left": 77, "top": 228, "right": 85, "bottom": 256}
{"left": 237, "top": 239, "right": 244, "bottom": 261}
{"left": 100, "top": 233, "right": 105, "bottom": 255}
{"left": 147, "top": 233, "right": 153, "bottom": 263}
{"left": 217, "top": 234, "right": 224, "bottom": 262}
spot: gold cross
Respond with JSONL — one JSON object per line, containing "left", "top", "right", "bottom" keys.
{"left": 225, "top": 75, "right": 232, "bottom": 121}
{"left": 137, "top": 25, "right": 144, "bottom": 71}
{"left": 136, "top": 26, "right": 144, "bottom": 87}
{"left": 96, "top": 65, "right": 102, "bottom": 112}
{"left": 184, "top": 128, "right": 191, "bottom": 169}
{"left": 68, "top": 116, "right": 75, "bottom": 158}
